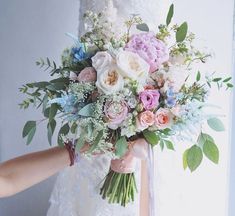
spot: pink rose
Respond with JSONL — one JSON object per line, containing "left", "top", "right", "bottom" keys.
{"left": 136, "top": 111, "right": 155, "bottom": 130}
{"left": 154, "top": 108, "right": 173, "bottom": 129}
{"left": 104, "top": 100, "right": 128, "bottom": 129}
{"left": 139, "top": 89, "right": 160, "bottom": 110}
{"left": 125, "top": 32, "right": 169, "bottom": 73}
{"left": 77, "top": 67, "right": 97, "bottom": 82}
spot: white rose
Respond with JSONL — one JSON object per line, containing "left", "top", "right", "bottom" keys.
{"left": 116, "top": 50, "right": 149, "bottom": 83}
{"left": 96, "top": 66, "right": 124, "bottom": 95}
{"left": 91, "top": 51, "right": 113, "bottom": 72}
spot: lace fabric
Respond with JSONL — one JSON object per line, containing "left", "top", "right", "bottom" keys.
{"left": 47, "top": 155, "right": 141, "bottom": 216}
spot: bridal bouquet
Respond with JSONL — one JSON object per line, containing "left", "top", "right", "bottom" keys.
{"left": 20, "top": 4, "right": 232, "bottom": 206}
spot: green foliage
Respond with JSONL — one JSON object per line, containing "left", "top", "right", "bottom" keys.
{"left": 203, "top": 140, "right": 219, "bottom": 164}
{"left": 166, "top": 4, "right": 174, "bottom": 26}
{"left": 87, "top": 130, "right": 104, "bottom": 153}
{"left": 76, "top": 132, "right": 86, "bottom": 152}
{"left": 143, "top": 130, "right": 160, "bottom": 146}
{"left": 198, "top": 132, "right": 219, "bottom": 164}
{"left": 47, "top": 119, "right": 56, "bottom": 145}
{"left": 57, "top": 123, "right": 70, "bottom": 146}
{"left": 115, "top": 137, "right": 128, "bottom": 158}
{"left": 176, "top": 22, "right": 188, "bottom": 42}
{"left": 136, "top": 23, "right": 149, "bottom": 32}
{"left": 206, "top": 74, "right": 233, "bottom": 90}
{"left": 186, "top": 145, "right": 203, "bottom": 172}
{"left": 78, "top": 103, "right": 95, "bottom": 117}
{"left": 207, "top": 117, "right": 225, "bottom": 132}
{"left": 196, "top": 71, "right": 201, "bottom": 82}
{"left": 22, "top": 121, "right": 37, "bottom": 145}
{"left": 183, "top": 149, "right": 189, "bottom": 170}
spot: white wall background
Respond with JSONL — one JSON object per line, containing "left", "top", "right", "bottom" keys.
{"left": 0, "top": 0, "right": 233, "bottom": 216}
{"left": 0, "top": 0, "right": 78, "bottom": 215}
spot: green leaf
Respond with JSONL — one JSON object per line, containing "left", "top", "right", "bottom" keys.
{"left": 176, "top": 22, "right": 188, "bottom": 43}
{"left": 57, "top": 123, "right": 70, "bottom": 146}
{"left": 76, "top": 133, "right": 86, "bottom": 153}
{"left": 49, "top": 103, "right": 58, "bottom": 121}
{"left": 166, "top": 4, "right": 174, "bottom": 26}
{"left": 203, "top": 140, "right": 219, "bottom": 164}
{"left": 26, "top": 125, "right": 36, "bottom": 145}
{"left": 31, "top": 81, "right": 50, "bottom": 88}
{"left": 223, "top": 77, "right": 232, "bottom": 83}
{"left": 187, "top": 145, "right": 203, "bottom": 172}
{"left": 227, "top": 83, "right": 234, "bottom": 88}
{"left": 136, "top": 23, "right": 149, "bottom": 32}
{"left": 70, "top": 122, "right": 78, "bottom": 134}
{"left": 47, "top": 119, "right": 56, "bottom": 145}
{"left": 115, "top": 137, "right": 128, "bottom": 158}
{"left": 42, "top": 94, "right": 48, "bottom": 112}
{"left": 78, "top": 103, "right": 95, "bottom": 117}
{"left": 87, "top": 130, "right": 103, "bottom": 153}
{"left": 212, "top": 77, "right": 222, "bottom": 82}
{"left": 183, "top": 149, "right": 189, "bottom": 170}
{"left": 196, "top": 71, "right": 201, "bottom": 82}
{"left": 143, "top": 130, "right": 160, "bottom": 146}
{"left": 197, "top": 132, "right": 214, "bottom": 147}
{"left": 22, "top": 121, "right": 36, "bottom": 138}
{"left": 207, "top": 117, "right": 225, "bottom": 132}
{"left": 164, "top": 140, "right": 175, "bottom": 150}
{"left": 160, "top": 140, "right": 164, "bottom": 151}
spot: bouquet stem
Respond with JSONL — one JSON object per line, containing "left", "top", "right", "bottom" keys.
{"left": 100, "top": 169, "right": 138, "bottom": 207}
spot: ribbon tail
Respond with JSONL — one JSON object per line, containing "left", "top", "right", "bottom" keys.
{"left": 147, "top": 145, "right": 156, "bottom": 216}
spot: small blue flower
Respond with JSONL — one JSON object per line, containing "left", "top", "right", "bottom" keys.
{"left": 71, "top": 46, "right": 87, "bottom": 62}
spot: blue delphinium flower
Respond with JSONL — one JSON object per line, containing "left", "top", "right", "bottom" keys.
{"left": 71, "top": 45, "right": 87, "bottom": 63}
{"left": 165, "top": 87, "right": 176, "bottom": 107}
{"left": 49, "top": 93, "right": 78, "bottom": 114}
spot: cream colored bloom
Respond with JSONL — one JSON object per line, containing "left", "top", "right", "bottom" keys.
{"left": 116, "top": 50, "right": 149, "bottom": 83}
{"left": 96, "top": 66, "right": 124, "bottom": 94}
{"left": 92, "top": 51, "right": 113, "bottom": 72}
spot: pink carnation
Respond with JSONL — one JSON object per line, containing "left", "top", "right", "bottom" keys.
{"left": 139, "top": 89, "right": 160, "bottom": 110}
{"left": 125, "top": 32, "right": 169, "bottom": 73}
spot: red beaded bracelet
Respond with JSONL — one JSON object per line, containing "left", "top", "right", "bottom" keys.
{"left": 64, "top": 141, "right": 76, "bottom": 166}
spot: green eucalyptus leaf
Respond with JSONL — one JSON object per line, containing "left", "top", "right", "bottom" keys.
{"left": 143, "top": 130, "right": 160, "bottom": 146}
{"left": 183, "top": 149, "right": 189, "bottom": 170}
{"left": 136, "top": 23, "right": 149, "bottom": 32}
{"left": 196, "top": 71, "right": 201, "bottom": 82}
{"left": 197, "top": 132, "right": 214, "bottom": 147}
{"left": 176, "top": 22, "right": 188, "bottom": 43}
{"left": 207, "top": 117, "right": 225, "bottom": 131}
{"left": 42, "top": 94, "right": 48, "bottom": 112}
{"left": 203, "top": 140, "right": 219, "bottom": 164}
{"left": 223, "top": 77, "right": 232, "bottom": 83}
{"left": 49, "top": 103, "right": 58, "bottom": 121}
{"left": 31, "top": 81, "right": 50, "bottom": 88}
{"left": 71, "top": 122, "right": 78, "bottom": 134}
{"left": 26, "top": 125, "right": 36, "bottom": 145}
{"left": 115, "top": 137, "right": 128, "bottom": 158}
{"left": 23, "top": 121, "right": 36, "bottom": 138}
{"left": 47, "top": 119, "right": 56, "bottom": 145}
{"left": 166, "top": 4, "right": 174, "bottom": 26}
{"left": 57, "top": 123, "right": 70, "bottom": 146}
{"left": 78, "top": 103, "right": 95, "bottom": 117}
{"left": 187, "top": 145, "right": 203, "bottom": 172}
{"left": 212, "top": 78, "right": 222, "bottom": 82}
{"left": 227, "top": 83, "right": 234, "bottom": 88}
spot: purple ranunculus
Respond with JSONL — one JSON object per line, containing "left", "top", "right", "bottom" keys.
{"left": 125, "top": 32, "right": 169, "bottom": 73}
{"left": 139, "top": 89, "right": 160, "bottom": 110}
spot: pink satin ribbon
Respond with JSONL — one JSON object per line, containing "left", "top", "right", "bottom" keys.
{"left": 110, "top": 138, "right": 148, "bottom": 174}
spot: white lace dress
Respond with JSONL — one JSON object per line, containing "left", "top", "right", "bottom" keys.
{"left": 47, "top": 1, "right": 169, "bottom": 215}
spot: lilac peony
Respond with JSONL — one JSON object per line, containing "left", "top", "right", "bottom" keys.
{"left": 125, "top": 32, "right": 169, "bottom": 73}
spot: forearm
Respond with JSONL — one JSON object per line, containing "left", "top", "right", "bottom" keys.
{"left": 0, "top": 146, "right": 70, "bottom": 197}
